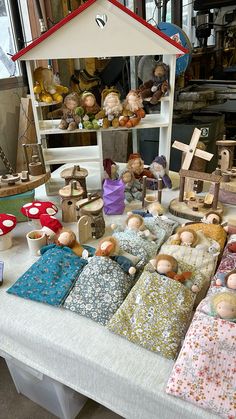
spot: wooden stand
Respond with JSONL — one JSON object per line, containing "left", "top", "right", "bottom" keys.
{"left": 76, "top": 195, "right": 105, "bottom": 241}
{"left": 0, "top": 172, "right": 51, "bottom": 198}
{"left": 60, "top": 165, "right": 88, "bottom": 198}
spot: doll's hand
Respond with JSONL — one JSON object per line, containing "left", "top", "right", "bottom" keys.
{"left": 128, "top": 266, "right": 136, "bottom": 275}
{"left": 82, "top": 249, "right": 89, "bottom": 260}
{"left": 111, "top": 223, "right": 117, "bottom": 230}
{"left": 191, "top": 284, "right": 199, "bottom": 293}
{"left": 151, "top": 86, "right": 158, "bottom": 92}
{"left": 215, "top": 278, "right": 223, "bottom": 286}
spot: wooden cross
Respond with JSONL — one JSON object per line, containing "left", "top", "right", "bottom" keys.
{"left": 172, "top": 128, "right": 213, "bottom": 170}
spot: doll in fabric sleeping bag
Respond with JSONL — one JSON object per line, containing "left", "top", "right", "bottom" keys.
{"left": 107, "top": 254, "right": 204, "bottom": 359}
{"left": 111, "top": 213, "right": 166, "bottom": 266}
{"left": 7, "top": 242, "right": 90, "bottom": 306}
{"left": 63, "top": 236, "right": 139, "bottom": 326}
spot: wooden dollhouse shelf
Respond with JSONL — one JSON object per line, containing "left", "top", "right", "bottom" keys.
{"left": 39, "top": 114, "right": 169, "bottom": 135}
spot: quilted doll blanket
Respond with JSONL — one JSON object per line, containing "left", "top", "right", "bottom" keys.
{"left": 107, "top": 265, "right": 205, "bottom": 359}
{"left": 113, "top": 225, "right": 166, "bottom": 268}
{"left": 63, "top": 256, "right": 136, "bottom": 326}
{"left": 183, "top": 222, "right": 227, "bottom": 252}
{"left": 7, "top": 244, "right": 88, "bottom": 306}
{"left": 166, "top": 310, "right": 236, "bottom": 419}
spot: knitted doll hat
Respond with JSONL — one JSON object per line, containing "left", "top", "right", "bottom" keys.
{"left": 103, "top": 158, "right": 116, "bottom": 178}
{"left": 153, "top": 155, "right": 167, "bottom": 168}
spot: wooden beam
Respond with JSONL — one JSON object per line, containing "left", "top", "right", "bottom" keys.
{"left": 179, "top": 169, "right": 222, "bottom": 183}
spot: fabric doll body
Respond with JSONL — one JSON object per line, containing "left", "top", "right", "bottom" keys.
{"left": 119, "top": 90, "right": 145, "bottom": 128}
{"left": 58, "top": 93, "right": 81, "bottom": 131}
{"left": 120, "top": 169, "right": 142, "bottom": 203}
{"left": 139, "top": 63, "right": 169, "bottom": 105}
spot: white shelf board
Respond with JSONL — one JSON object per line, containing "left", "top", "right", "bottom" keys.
{"left": 43, "top": 145, "right": 100, "bottom": 165}
{"left": 39, "top": 114, "right": 169, "bottom": 135}
{"left": 35, "top": 101, "right": 60, "bottom": 107}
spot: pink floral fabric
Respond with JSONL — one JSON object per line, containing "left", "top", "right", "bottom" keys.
{"left": 166, "top": 311, "right": 236, "bottom": 418}
{"left": 209, "top": 241, "right": 236, "bottom": 294}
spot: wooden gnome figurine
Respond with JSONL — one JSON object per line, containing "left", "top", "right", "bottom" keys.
{"left": 119, "top": 90, "right": 145, "bottom": 128}
{"left": 75, "top": 91, "right": 100, "bottom": 129}
{"left": 58, "top": 92, "right": 81, "bottom": 131}
{"left": 95, "top": 88, "right": 122, "bottom": 128}
{"left": 139, "top": 62, "right": 169, "bottom": 105}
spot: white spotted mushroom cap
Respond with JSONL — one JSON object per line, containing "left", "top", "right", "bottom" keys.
{"left": 0, "top": 213, "right": 17, "bottom": 236}
{"left": 20, "top": 201, "right": 58, "bottom": 219}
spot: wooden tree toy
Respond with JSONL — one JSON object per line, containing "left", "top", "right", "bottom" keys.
{"left": 76, "top": 194, "right": 105, "bottom": 241}
{"left": 59, "top": 181, "right": 84, "bottom": 222}
{"left": 60, "top": 165, "right": 88, "bottom": 198}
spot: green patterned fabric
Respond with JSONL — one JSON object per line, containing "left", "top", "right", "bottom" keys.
{"left": 107, "top": 268, "right": 195, "bottom": 359}
{"left": 63, "top": 256, "right": 136, "bottom": 326}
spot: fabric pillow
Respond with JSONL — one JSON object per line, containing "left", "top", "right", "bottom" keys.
{"left": 107, "top": 269, "right": 195, "bottom": 359}
{"left": 63, "top": 256, "right": 136, "bottom": 326}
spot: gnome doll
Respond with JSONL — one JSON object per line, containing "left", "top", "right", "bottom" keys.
{"left": 150, "top": 155, "right": 172, "bottom": 189}
{"left": 127, "top": 153, "right": 153, "bottom": 180}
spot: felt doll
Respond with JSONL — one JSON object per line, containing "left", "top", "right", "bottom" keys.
{"left": 126, "top": 153, "right": 154, "bottom": 180}
{"left": 95, "top": 88, "right": 123, "bottom": 128}
{"left": 149, "top": 254, "right": 197, "bottom": 291}
{"left": 111, "top": 214, "right": 156, "bottom": 242}
{"left": 119, "top": 168, "right": 142, "bottom": 203}
{"left": 210, "top": 292, "right": 236, "bottom": 322}
{"left": 56, "top": 229, "right": 84, "bottom": 257}
{"left": 58, "top": 92, "right": 81, "bottom": 131}
{"left": 171, "top": 227, "right": 198, "bottom": 247}
{"left": 33, "top": 66, "right": 68, "bottom": 104}
{"left": 119, "top": 90, "right": 145, "bottom": 128}
{"left": 103, "top": 158, "right": 119, "bottom": 180}
{"left": 216, "top": 269, "right": 236, "bottom": 289}
{"left": 201, "top": 211, "right": 223, "bottom": 225}
{"left": 75, "top": 91, "right": 100, "bottom": 129}
{"left": 149, "top": 155, "right": 172, "bottom": 189}
{"left": 129, "top": 202, "right": 166, "bottom": 218}
{"left": 95, "top": 236, "right": 137, "bottom": 275}
{"left": 139, "top": 62, "right": 169, "bottom": 105}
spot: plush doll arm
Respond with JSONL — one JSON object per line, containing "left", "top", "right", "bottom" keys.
{"left": 111, "top": 255, "right": 136, "bottom": 275}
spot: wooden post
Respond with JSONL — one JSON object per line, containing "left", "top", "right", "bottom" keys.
{"left": 142, "top": 176, "right": 147, "bottom": 208}
{"left": 157, "top": 177, "right": 163, "bottom": 203}
{"left": 212, "top": 182, "right": 220, "bottom": 210}
{"left": 179, "top": 175, "right": 185, "bottom": 202}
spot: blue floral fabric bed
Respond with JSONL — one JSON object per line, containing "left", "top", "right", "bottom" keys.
{"left": 7, "top": 244, "right": 88, "bottom": 306}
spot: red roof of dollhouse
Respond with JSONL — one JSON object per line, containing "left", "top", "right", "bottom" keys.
{"left": 12, "top": 0, "right": 188, "bottom": 61}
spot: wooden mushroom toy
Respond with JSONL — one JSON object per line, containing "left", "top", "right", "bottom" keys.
{"left": 0, "top": 213, "right": 17, "bottom": 251}
{"left": 21, "top": 201, "right": 58, "bottom": 220}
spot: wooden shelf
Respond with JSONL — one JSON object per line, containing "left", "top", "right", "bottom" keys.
{"left": 43, "top": 145, "right": 101, "bottom": 165}
{"left": 39, "top": 114, "right": 169, "bottom": 135}
{"left": 0, "top": 172, "right": 51, "bottom": 197}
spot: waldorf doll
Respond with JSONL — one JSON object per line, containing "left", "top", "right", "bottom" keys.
{"left": 170, "top": 227, "right": 198, "bottom": 247}
{"left": 103, "top": 158, "right": 119, "bottom": 180}
{"left": 119, "top": 168, "right": 142, "bottom": 203}
{"left": 149, "top": 254, "right": 197, "bottom": 290}
{"left": 210, "top": 292, "right": 236, "bottom": 322}
{"left": 56, "top": 229, "right": 84, "bottom": 257}
{"left": 95, "top": 88, "right": 122, "bottom": 128}
{"left": 149, "top": 155, "right": 172, "bottom": 189}
{"left": 95, "top": 236, "right": 137, "bottom": 275}
{"left": 58, "top": 92, "right": 81, "bottom": 130}
{"left": 139, "top": 62, "right": 169, "bottom": 105}
{"left": 119, "top": 90, "right": 145, "bottom": 128}
{"left": 125, "top": 214, "right": 157, "bottom": 241}
{"left": 126, "top": 153, "right": 154, "bottom": 180}
{"left": 75, "top": 91, "right": 100, "bottom": 129}
{"left": 130, "top": 201, "right": 166, "bottom": 218}
{"left": 216, "top": 269, "right": 236, "bottom": 289}
{"left": 202, "top": 211, "right": 223, "bottom": 225}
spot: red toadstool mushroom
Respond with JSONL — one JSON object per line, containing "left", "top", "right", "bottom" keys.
{"left": 20, "top": 201, "right": 58, "bottom": 220}
{"left": 0, "top": 213, "right": 17, "bottom": 251}
{"left": 39, "top": 214, "right": 62, "bottom": 239}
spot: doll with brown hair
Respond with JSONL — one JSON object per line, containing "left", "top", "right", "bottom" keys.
{"left": 149, "top": 254, "right": 198, "bottom": 291}
{"left": 210, "top": 292, "right": 236, "bottom": 322}
{"left": 95, "top": 88, "right": 123, "bottom": 128}
{"left": 119, "top": 168, "right": 142, "bottom": 203}
{"left": 170, "top": 227, "right": 198, "bottom": 247}
{"left": 95, "top": 236, "right": 137, "bottom": 275}
{"left": 56, "top": 228, "right": 84, "bottom": 257}
{"left": 139, "top": 62, "right": 169, "bottom": 105}
{"left": 126, "top": 152, "right": 154, "bottom": 180}
{"left": 58, "top": 92, "right": 81, "bottom": 131}
{"left": 216, "top": 269, "right": 236, "bottom": 289}
{"left": 119, "top": 90, "right": 145, "bottom": 128}
{"left": 75, "top": 91, "right": 100, "bottom": 129}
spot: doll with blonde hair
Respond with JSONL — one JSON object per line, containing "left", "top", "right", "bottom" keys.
{"left": 210, "top": 292, "right": 236, "bottom": 322}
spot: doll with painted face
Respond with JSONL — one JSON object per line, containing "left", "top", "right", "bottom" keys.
{"left": 119, "top": 90, "right": 145, "bottom": 128}
{"left": 210, "top": 292, "right": 236, "bottom": 322}
{"left": 171, "top": 227, "right": 198, "bottom": 247}
{"left": 120, "top": 168, "right": 142, "bottom": 203}
{"left": 216, "top": 269, "right": 236, "bottom": 289}
{"left": 75, "top": 91, "right": 100, "bottom": 129}
{"left": 126, "top": 152, "right": 153, "bottom": 180}
{"left": 95, "top": 88, "right": 123, "bottom": 129}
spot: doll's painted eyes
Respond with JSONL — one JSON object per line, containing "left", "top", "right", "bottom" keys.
{"left": 95, "top": 14, "right": 108, "bottom": 29}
